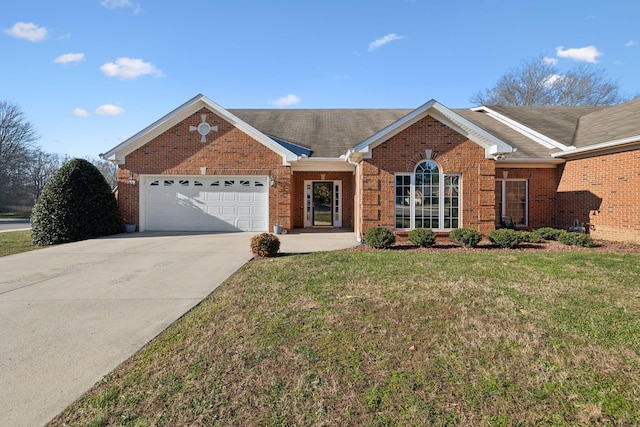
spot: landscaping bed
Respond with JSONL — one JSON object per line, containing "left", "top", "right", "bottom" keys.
{"left": 348, "top": 235, "right": 640, "bottom": 253}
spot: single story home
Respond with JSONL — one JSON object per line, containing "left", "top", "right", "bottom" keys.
{"left": 101, "top": 94, "right": 640, "bottom": 243}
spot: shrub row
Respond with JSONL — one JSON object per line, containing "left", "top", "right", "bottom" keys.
{"left": 363, "top": 226, "right": 595, "bottom": 249}
{"left": 251, "top": 226, "right": 595, "bottom": 256}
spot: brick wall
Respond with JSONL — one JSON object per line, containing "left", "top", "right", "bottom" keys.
{"left": 117, "top": 108, "right": 291, "bottom": 229}
{"left": 360, "top": 115, "right": 495, "bottom": 236}
{"left": 495, "top": 167, "right": 557, "bottom": 230}
{"left": 291, "top": 171, "right": 355, "bottom": 229}
{"left": 557, "top": 147, "right": 640, "bottom": 243}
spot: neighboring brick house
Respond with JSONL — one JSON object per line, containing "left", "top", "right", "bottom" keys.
{"left": 101, "top": 94, "right": 640, "bottom": 243}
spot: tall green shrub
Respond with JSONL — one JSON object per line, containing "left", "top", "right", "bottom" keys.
{"left": 31, "top": 158, "right": 122, "bottom": 246}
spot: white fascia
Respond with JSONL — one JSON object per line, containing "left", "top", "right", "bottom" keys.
{"left": 496, "top": 158, "right": 565, "bottom": 168}
{"left": 100, "top": 94, "right": 298, "bottom": 165}
{"left": 551, "top": 134, "right": 640, "bottom": 158}
{"left": 291, "top": 157, "right": 356, "bottom": 172}
{"left": 471, "top": 106, "right": 574, "bottom": 151}
{"left": 352, "top": 100, "right": 513, "bottom": 159}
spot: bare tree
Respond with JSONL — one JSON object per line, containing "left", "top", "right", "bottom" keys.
{"left": 0, "top": 101, "right": 39, "bottom": 210}
{"left": 470, "top": 56, "right": 623, "bottom": 106}
{"left": 86, "top": 157, "right": 118, "bottom": 190}
{"left": 27, "top": 149, "right": 68, "bottom": 202}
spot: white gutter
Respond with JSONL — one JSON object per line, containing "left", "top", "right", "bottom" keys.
{"left": 496, "top": 158, "right": 565, "bottom": 168}
{"left": 552, "top": 134, "right": 640, "bottom": 158}
{"left": 343, "top": 149, "right": 360, "bottom": 167}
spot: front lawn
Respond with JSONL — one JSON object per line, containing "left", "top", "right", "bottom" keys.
{"left": 0, "top": 230, "right": 39, "bottom": 257}
{"left": 49, "top": 250, "right": 640, "bottom": 426}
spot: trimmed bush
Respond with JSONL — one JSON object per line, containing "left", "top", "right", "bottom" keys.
{"left": 558, "top": 231, "right": 595, "bottom": 247}
{"left": 408, "top": 228, "right": 436, "bottom": 248}
{"left": 364, "top": 226, "right": 396, "bottom": 249}
{"left": 31, "top": 158, "right": 121, "bottom": 246}
{"left": 520, "top": 231, "right": 543, "bottom": 243}
{"left": 250, "top": 232, "right": 280, "bottom": 258}
{"left": 533, "top": 227, "right": 564, "bottom": 241}
{"left": 449, "top": 227, "right": 482, "bottom": 248}
{"left": 488, "top": 229, "right": 523, "bottom": 248}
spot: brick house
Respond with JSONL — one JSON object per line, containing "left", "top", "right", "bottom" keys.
{"left": 101, "top": 94, "right": 640, "bottom": 243}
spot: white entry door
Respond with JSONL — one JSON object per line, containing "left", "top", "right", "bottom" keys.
{"left": 141, "top": 175, "right": 268, "bottom": 232}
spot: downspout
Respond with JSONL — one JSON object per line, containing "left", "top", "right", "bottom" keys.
{"left": 345, "top": 149, "right": 364, "bottom": 243}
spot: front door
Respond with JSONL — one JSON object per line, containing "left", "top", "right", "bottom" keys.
{"left": 313, "top": 182, "right": 333, "bottom": 226}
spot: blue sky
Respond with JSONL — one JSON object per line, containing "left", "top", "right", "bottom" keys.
{"left": 3, "top": 0, "right": 639, "bottom": 158}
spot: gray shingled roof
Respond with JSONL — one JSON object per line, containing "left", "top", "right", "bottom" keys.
{"left": 229, "top": 109, "right": 410, "bottom": 157}
{"left": 481, "top": 105, "right": 605, "bottom": 145}
{"left": 573, "top": 97, "right": 640, "bottom": 147}
{"left": 453, "top": 109, "right": 560, "bottom": 159}
{"left": 228, "top": 100, "right": 639, "bottom": 159}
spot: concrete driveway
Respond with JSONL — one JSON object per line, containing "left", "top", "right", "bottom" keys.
{"left": 0, "top": 230, "right": 358, "bottom": 426}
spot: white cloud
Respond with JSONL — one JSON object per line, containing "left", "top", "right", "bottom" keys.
{"left": 625, "top": 40, "right": 637, "bottom": 47}
{"left": 556, "top": 45, "right": 602, "bottom": 63}
{"left": 72, "top": 108, "right": 89, "bottom": 117}
{"left": 54, "top": 53, "right": 85, "bottom": 65}
{"left": 100, "top": 57, "right": 164, "bottom": 79}
{"left": 542, "top": 56, "right": 558, "bottom": 65}
{"left": 96, "top": 104, "right": 125, "bottom": 116}
{"left": 4, "top": 22, "right": 48, "bottom": 42}
{"left": 101, "top": 0, "right": 141, "bottom": 13}
{"left": 268, "top": 94, "right": 301, "bottom": 107}
{"left": 368, "top": 33, "right": 404, "bottom": 51}
{"left": 543, "top": 74, "right": 565, "bottom": 87}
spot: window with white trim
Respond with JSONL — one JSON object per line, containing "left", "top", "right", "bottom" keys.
{"left": 495, "top": 179, "right": 528, "bottom": 226}
{"left": 394, "top": 160, "right": 460, "bottom": 230}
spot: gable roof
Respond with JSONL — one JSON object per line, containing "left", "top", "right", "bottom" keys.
{"left": 100, "top": 94, "right": 299, "bottom": 164}
{"left": 462, "top": 99, "right": 640, "bottom": 159}
{"left": 351, "top": 99, "right": 514, "bottom": 159}
{"left": 101, "top": 94, "right": 640, "bottom": 165}
{"left": 229, "top": 109, "right": 410, "bottom": 158}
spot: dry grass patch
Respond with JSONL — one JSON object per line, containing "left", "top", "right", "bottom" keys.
{"left": 0, "top": 230, "right": 39, "bottom": 257}
{"left": 49, "top": 250, "right": 640, "bottom": 426}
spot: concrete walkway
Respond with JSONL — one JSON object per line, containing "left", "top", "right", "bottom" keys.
{"left": 0, "top": 230, "right": 358, "bottom": 426}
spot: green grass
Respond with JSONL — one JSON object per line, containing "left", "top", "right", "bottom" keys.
{"left": 49, "top": 250, "right": 640, "bottom": 426}
{"left": 0, "top": 230, "right": 39, "bottom": 257}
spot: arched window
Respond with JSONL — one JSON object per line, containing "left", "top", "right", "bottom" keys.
{"left": 394, "top": 160, "right": 460, "bottom": 230}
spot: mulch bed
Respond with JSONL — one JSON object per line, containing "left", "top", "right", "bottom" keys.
{"left": 345, "top": 236, "right": 640, "bottom": 253}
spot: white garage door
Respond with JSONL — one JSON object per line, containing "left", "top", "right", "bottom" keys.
{"left": 142, "top": 176, "right": 268, "bottom": 232}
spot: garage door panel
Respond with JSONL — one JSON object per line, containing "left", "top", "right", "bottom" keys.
{"left": 237, "top": 206, "right": 251, "bottom": 215}
{"left": 143, "top": 176, "right": 268, "bottom": 232}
